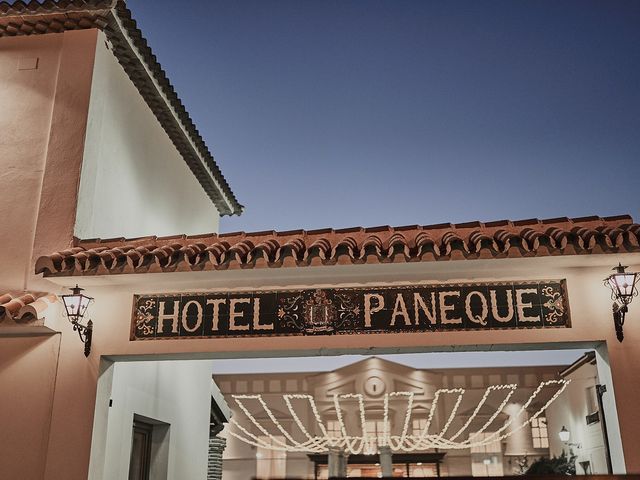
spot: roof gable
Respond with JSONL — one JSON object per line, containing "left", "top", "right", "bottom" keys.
{"left": 0, "top": 0, "right": 242, "bottom": 216}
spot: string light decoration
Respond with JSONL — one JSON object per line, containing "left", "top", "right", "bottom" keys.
{"left": 227, "top": 379, "right": 571, "bottom": 454}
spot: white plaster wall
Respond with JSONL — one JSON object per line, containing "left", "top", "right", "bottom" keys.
{"left": 546, "top": 359, "right": 608, "bottom": 474}
{"left": 101, "top": 360, "right": 213, "bottom": 480}
{"left": 75, "top": 31, "right": 219, "bottom": 239}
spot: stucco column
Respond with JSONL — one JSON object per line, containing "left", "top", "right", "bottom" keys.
{"left": 379, "top": 445, "right": 393, "bottom": 477}
{"left": 503, "top": 403, "right": 533, "bottom": 456}
{"left": 595, "top": 342, "right": 635, "bottom": 474}
{"left": 328, "top": 447, "right": 348, "bottom": 478}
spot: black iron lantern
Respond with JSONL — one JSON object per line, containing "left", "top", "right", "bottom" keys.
{"left": 61, "top": 285, "right": 93, "bottom": 356}
{"left": 604, "top": 263, "right": 639, "bottom": 342}
{"left": 558, "top": 426, "right": 570, "bottom": 443}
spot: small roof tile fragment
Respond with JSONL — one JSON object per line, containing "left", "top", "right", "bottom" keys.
{"left": 0, "top": 292, "right": 57, "bottom": 324}
{"left": 35, "top": 216, "right": 640, "bottom": 277}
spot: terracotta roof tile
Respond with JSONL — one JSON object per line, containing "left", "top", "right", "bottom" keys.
{"left": 0, "top": 0, "right": 242, "bottom": 216}
{"left": 34, "top": 215, "right": 640, "bottom": 277}
{"left": 0, "top": 292, "right": 57, "bottom": 324}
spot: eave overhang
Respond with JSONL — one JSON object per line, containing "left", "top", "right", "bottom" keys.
{"left": 35, "top": 215, "right": 640, "bottom": 278}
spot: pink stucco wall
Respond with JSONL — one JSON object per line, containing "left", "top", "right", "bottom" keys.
{"left": 0, "top": 33, "right": 63, "bottom": 292}
{"left": 0, "top": 29, "right": 98, "bottom": 480}
{"left": 0, "top": 334, "right": 61, "bottom": 480}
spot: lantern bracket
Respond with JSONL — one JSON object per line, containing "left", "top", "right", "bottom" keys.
{"left": 71, "top": 319, "right": 93, "bottom": 357}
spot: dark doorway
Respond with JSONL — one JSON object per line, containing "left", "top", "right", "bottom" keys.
{"left": 129, "top": 420, "right": 154, "bottom": 480}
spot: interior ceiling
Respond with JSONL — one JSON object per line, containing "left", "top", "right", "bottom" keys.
{"left": 210, "top": 349, "right": 588, "bottom": 375}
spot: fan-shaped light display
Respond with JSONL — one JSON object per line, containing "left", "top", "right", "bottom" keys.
{"left": 227, "top": 379, "right": 570, "bottom": 455}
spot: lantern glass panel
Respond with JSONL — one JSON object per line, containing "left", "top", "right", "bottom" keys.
{"left": 609, "top": 272, "right": 638, "bottom": 303}
{"left": 63, "top": 295, "right": 81, "bottom": 318}
{"left": 616, "top": 273, "right": 636, "bottom": 298}
{"left": 78, "top": 294, "right": 91, "bottom": 317}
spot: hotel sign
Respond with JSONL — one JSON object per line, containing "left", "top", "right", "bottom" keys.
{"left": 131, "top": 280, "right": 570, "bottom": 340}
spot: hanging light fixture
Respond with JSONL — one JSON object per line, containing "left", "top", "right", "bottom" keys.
{"left": 604, "top": 263, "right": 639, "bottom": 342}
{"left": 558, "top": 426, "right": 570, "bottom": 443}
{"left": 60, "top": 285, "right": 93, "bottom": 356}
{"left": 558, "top": 425, "right": 581, "bottom": 449}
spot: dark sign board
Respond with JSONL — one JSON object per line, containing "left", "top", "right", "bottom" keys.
{"left": 131, "top": 280, "right": 569, "bottom": 340}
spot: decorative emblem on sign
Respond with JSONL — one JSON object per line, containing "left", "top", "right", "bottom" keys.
{"left": 542, "top": 286, "right": 564, "bottom": 324}
{"left": 335, "top": 293, "right": 360, "bottom": 329}
{"left": 278, "top": 295, "right": 304, "bottom": 331}
{"left": 303, "top": 289, "right": 336, "bottom": 334}
{"left": 135, "top": 299, "right": 156, "bottom": 336}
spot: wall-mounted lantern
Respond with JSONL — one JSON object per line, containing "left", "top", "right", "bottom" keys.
{"left": 558, "top": 426, "right": 570, "bottom": 443}
{"left": 558, "top": 426, "right": 581, "bottom": 449}
{"left": 61, "top": 285, "right": 93, "bottom": 357}
{"left": 604, "top": 263, "right": 639, "bottom": 342}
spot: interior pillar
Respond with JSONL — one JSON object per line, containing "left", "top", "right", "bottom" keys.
{"left": 328, "top": 448, "right": 348, "bottom": 478}
{"left": 379, "top": 445, "right": 393, "bottom": 477}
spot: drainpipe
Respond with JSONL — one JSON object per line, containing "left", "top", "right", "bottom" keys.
{"left": 596, "top": 384, "right": 613, "bottom": 474}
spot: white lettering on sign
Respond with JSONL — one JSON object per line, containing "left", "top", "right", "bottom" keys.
{"left": 439, "top": 290, "right": 462, "bottom": 324}
{"left": 157, "top": 300, "right": 180, "bottom": 333}
{"left": 207, "top": 298, "right": 226, "bottom": 332}
{"left": 253, "top": 298, "right": 273, "bottom": 330}
{"left": 490, "top": 289, "right": 514, "bottom": 323}
{"left": 413, "top": 292, "right": 437, "bottom": 325}
{"left": 391, "top": 293, "right": 412, "bottom": 326}
{"left": 181, "top": 300, "right": 203, "bottom": 333}
{"left": 229, "top": 298, "right": 251, "bottom": 330}
{"left": 465, "top": 290, "right": 489, "bottom": 326}
{"left": 516, "top": 288, "right": 541, "bottom": 323}
{"left": 364, "top": 293, "right": 384, "bottom": 328}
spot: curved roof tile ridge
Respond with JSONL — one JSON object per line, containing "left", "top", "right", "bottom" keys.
{"left": 0, "top": 291, "right": 57, "bottom": 324}
{"left": 0, "top": 0, "right": 242, "bottom": 216}
{"left": 34, "top": 215, "right": 639, "bottom": 277}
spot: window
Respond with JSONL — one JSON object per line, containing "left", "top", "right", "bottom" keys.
{"left": 531, "top": 417, "right": 549, "bottom": 449}
{"left": 326, "top": 420, "right": 342, "bottom": 438}
{"left": 412, "top": 418, "right": 427, "bottom": 436}
{"left": 364, "top": 420, "right": 387, "bottom": 438}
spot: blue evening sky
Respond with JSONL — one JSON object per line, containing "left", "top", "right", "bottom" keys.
{"left": 129, "top": 0, "right": 639, "bottom": 233}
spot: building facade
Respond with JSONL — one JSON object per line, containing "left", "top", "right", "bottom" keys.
{"left": 217, "top": 357, "right": 587, "bottom": 479}
{"left": 0, "top": 2, "right": 639, "bottom": 480}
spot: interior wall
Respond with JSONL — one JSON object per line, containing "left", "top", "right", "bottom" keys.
{"left": 99, "top": 360, "right": 213, "bottom": 480}
{"left": 546, "top": 356, "right": 609, "bottom": 473}
{"left": 75, "top": 31, "right": 220, "bottom": 240}
{"left": 0, "top": 33, "right": 62, "bottom": 291}
{"left": 0, "top": 334, "right": 60, "bottom": 480}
